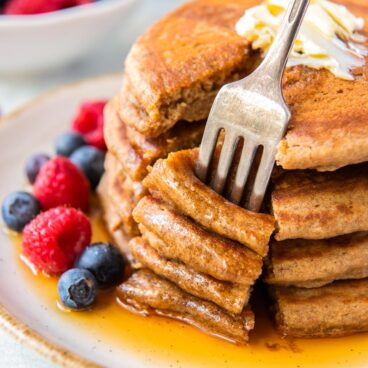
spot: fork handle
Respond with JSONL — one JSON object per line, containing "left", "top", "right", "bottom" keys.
{"left": 252, "top": 0, "right": 310, "bottom": 88}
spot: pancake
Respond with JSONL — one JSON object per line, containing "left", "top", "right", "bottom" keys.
{"left": 276, "top": 0, "right": 368, "bottom": 171}
{"left": 104, "top": 99, "right": 205, "bottom": 181}
{"left": 144, "top": 149, "right": 275, "bottom": 257}
{"left": 119, "top": 0, "right": 368, "bottom": 171}
{"left": 133, "top": 196, "right": 262, "bottom": 285}
{"left": 97, "top": 174, "right": 130, "bottom": 254}
{"left": 119, "top": 0, "right": 260, "bottom": 137}
{"left": 277, "top": 60, "right": 368, "bottom": 171}
{"left": 97, "top": 173, "right": 123, "bottom": 233}
{"left": 270, "top": 278, "right": 368, "bottom": 338}
{"left": 265, "top": 232, "right": 368, "bottom": 288}
{"left": 130, "top": 237, "right": 250, "bottom": 314}
{"left": 117, "top": 269, "right": 255, "bottom": 344}
{"left": 271, "top": 164, "right": 368, "bottom": 240}
{"left": 102, "top": 154, "right": 146, "bottom": 237}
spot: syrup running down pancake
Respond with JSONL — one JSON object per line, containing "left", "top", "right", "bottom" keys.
{"left": 117, "top": 269, "right": 255, "bottom": 344}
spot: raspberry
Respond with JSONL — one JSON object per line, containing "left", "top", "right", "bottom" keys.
{"left": 4, "top": 0, "right": 65, "bottom": 14}
{"left": 22, "top": 207, "right": 92, "bottom": 275}
{"left": 4, "top": 0, "right": 94, "bottom": 15}
{"left": 72, "top": 100, "right": 107, "bottom": 151}
{"left": 33, "top": 156, "right": 90, "bottom": 212}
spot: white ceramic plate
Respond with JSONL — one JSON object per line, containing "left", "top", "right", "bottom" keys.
{"left": 1, "top": 75, "right": 368, "bottom": 368}
{"left": 0, "top": 74, "right": 126, "bottom": 367}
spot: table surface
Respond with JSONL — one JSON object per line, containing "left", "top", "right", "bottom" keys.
{"left": 0, "top": 1, "right": 184, "bottom": 367}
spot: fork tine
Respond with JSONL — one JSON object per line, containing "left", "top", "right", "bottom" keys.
{"left": 196, "top": 123, "right": 221, "bottom": 183}
{"left": 229, "top": 141, "right": 258, "bottom": 205}
{"left": 211, "top": 130, "right": 239, "bottom": 194}
{"left": 247, "top": 146, "right": 276, "bottom": 212}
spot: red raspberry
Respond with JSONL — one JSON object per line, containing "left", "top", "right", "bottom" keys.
{"left": 4, "top": 0, "right": 65, "bottom": 14}
{"left": 72, "top": 100, "right": 107, "bottom": 151}
{"left": 22, "top": 207, "right": 92, "bottom": 275}
{"left": 4, "top": 0, "right": 94, "bottom": 15}
{"left": 33, "top": 156, "right": 90, "bottom": 212}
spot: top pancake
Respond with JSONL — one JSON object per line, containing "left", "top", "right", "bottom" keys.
{"left": 119, "top": 0, "right": 258, "bottom": 137}
{"left": 278, "top": 59, "right": 368, "bottom": 172}
{"left": 278, "top": 0, "right": 368, "bottom": 171}
{"left": 119, "top": 0, "right": 368, "bottom": 171}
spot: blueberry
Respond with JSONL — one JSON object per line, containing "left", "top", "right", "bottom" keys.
{"left": 58, "top": 268, "right": 97, "bottom": 310}
{"left": 1, "top": 191, "right": 41, "bottom": 232}
{"left": 25, "top": 153, "right": 50, "bottom": 184}
{"left": 75, "top": 243, "right": 125, "bottom": 288}
{"left": 55, "top": 132, "right": 86, "bottom": 157}
{"left": 70, "top": 146, "right": 105, "bottom": 190}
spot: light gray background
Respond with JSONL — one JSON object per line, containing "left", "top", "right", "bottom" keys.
{"left": 0, "top": 0, "right": 184, "bottom": 367}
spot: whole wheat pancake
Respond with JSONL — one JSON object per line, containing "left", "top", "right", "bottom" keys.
{"left": 265, "top": 232, "right": 368, "bottom": 288}
{"left": 118, "top": 0, "right": 259, "bottom": 137}
{"left": 133, "top": 196, "right": 262, "bottom": 285}
{"left": 97, "top": 174, "right": 130, "bottom": 254}
{"left": 101, "top": 154, "right": 146, "bottom": 237}
{"left": 271, "top": 164, "right": 368, "bottom": 240}
{"left": 277, "top": 60, "right": 368, "bottom": 171}
{"left": 117, "top": 269, "right": 255, "bottom": 344}
{"left": 270, "top": 278, "right": 368, "bottom": 338}
{"left": 144, "top": 149, "right": 275, "bottom": 256}
{"left": 104, "top": 99, "right": 204, "bottom": 181}
{"left": 119, "top": 0, "right": 368, "bottom": 171}
{"left": 130, "top": 237, "right": 251, "bottom": 314}
{"left": 98, "top": 173, "right": 123, "bottom": 233}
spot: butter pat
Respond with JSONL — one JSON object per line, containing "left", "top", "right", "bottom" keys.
{"left": 236, "top": 0, "right": 368, "bottom": 80}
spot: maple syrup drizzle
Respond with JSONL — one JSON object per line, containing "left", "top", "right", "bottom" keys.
{"left": 10, "top": 214, "right": 368, "bottom": 368}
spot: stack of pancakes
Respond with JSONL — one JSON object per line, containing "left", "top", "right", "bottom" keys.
{"left": 266, "top": 165, "right": 368, "bottom": 337}
{"left": 99, "top": 0, "right": 368, "bottom": 342}
{"left": 118, "top": 149, "right": 274, "bottom": 343}
{"left": 100, "top": 0, "right": 275, "bottom": 343}
{"left": 99, "top": 98, "right": 204, "bottom": 241}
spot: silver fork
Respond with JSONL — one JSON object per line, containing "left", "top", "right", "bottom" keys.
{"left": 196, "top": 0, "right": 310, "bottom": 212}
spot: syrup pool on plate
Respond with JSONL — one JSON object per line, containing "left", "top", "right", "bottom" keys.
{"left": 11, "top": 212, "right": 368, "bottom": 368}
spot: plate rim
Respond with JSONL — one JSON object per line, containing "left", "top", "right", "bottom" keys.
{"left": 0, "top": 73, "right": 121, "bottom": 368}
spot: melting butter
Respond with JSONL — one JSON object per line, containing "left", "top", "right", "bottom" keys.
{"left": 235, "top": 0, "right": 368, "bottom": 80}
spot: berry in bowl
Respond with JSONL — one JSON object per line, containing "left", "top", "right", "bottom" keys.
{"left": 0, "top": 0, "right": 137, "bottom": 74}
{"left": 1, "top": 0, "right": 95, "bottom": 15}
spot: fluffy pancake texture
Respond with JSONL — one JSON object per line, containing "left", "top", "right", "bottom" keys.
{"left": 101, "top": 154, "right": 146, "bottom": 238}
{"left": 118, "top": 0, "right": 368, "bottom": 169}
{"left": 271, "top": 164, "right": 368, "bottom": 240}
{"left": 100, "top": 0, "right": 368, "bottom": 343}
{"left": 133, "top": 196, "right": 262, "bottom": 285}
{"left": 265, "top": 232, "right": 368, "bottom": 288}
{"left": 270, "top": 278, "right": 368, "bottom": 338}
{"left": 104, "top": 98, "right": 204, "bottom": 181}
{"left": 278, "top": 61, "right": 368, "bottom": 171}
{"left": 118, "top": 0, "right": 260, "bottom": 137}
{"left": 117, "top": 269, "right": 255, "bottom": 344}
{"left": 115, "top": 148, "right": 275, "bottom": 340}
{"left": 130, "top": 237, "right": 251, "bottom": 314}
{"left": 144, "top": 149, "right": 275, "bottom": 256}
{"left": 98, "top": 174, "right": 130, "bottom": 254}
